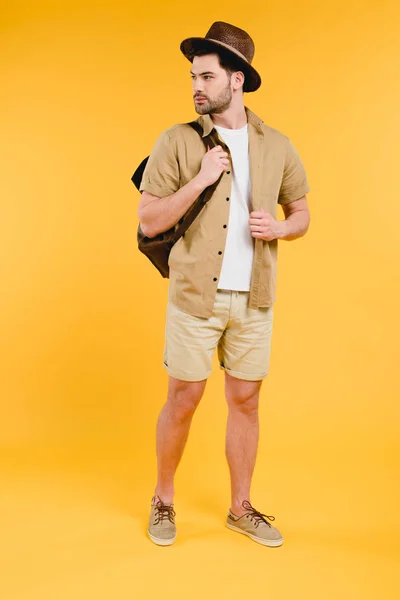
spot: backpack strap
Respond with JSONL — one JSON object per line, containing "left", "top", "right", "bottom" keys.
{"left": 170, "top": 121, "right": 223, "bottom": 244}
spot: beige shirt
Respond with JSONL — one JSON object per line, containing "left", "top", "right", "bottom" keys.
{"left": 139, "top": 106, "right": 310, "bottom": 318}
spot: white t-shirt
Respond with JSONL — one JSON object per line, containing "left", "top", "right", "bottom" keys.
{"left": 214, "top": 123, "right": 254, "bottom": 291}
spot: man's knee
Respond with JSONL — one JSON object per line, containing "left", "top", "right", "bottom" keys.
{"left": 225, "top": 373, "right": 261, "bottom": 416}
{"left": 166, "top": 377, "right": 206, "bottom": 421}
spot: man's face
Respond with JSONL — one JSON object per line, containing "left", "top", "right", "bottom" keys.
{"left": 191, "top": 54, "right": 233, "bottom": 115}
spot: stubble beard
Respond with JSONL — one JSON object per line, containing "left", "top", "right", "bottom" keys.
{"left": 194, "top": 79, "right": 233, "bottom": 115}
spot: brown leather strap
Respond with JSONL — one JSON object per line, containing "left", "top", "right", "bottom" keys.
{"left": 170, "top": 122, "right": 223, "bottom": 245}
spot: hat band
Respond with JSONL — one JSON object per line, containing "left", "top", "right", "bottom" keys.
{"left": 205, "top": 38, "right": 250, "bottom": 64}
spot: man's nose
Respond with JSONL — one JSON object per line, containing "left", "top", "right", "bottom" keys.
{"left": 192, "top": 80, "right": 205, "bottom": 94}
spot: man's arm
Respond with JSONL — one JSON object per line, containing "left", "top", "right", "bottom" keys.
{"left": 139, "top": 177, "right": 207, "bottom": 239}
{"left": 279, "top": 195, "right": 310, "bottom": 240}
{"left": 138, "top": 144, "right": 229, "bottom": 238}
{"left": 249, "top": 195, "right": 310, "bottom": 242}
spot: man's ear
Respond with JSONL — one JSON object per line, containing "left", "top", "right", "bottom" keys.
{"left": 232, "top": 71, "right": 245, "bottom": 90}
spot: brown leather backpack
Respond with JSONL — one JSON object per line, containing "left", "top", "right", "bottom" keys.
{"left": 131, "top": 121, "right": 222, "bottom": 278}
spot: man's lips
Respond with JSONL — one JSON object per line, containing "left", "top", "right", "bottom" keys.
{"left": 195, "top": 97, "right": 207, "bottom": 102}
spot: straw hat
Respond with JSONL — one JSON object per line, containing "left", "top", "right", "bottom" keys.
{"left": 180, "top": 21, "right": 261, "bottom": 93}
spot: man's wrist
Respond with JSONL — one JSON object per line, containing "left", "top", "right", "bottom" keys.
{"left": 192, "top": 174, "right": 208, "bottom": 194}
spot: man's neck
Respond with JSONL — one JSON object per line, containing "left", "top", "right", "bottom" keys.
{"left": 210, "top": 105, "right": 247, "bottom": 130}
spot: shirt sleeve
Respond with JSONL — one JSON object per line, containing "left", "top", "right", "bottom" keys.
{"left": 278, "top": 137, "right": 310, "bottom": 205}
{"left": 139, "top": 130, "right": 180, "bottom": 197}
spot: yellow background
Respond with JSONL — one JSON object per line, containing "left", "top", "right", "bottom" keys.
{"left": 1, "top": 0, "right": 399, "bottom": 598}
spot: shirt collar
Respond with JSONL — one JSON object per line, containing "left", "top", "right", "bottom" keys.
{"left": 196, "top": 106, "right": 264, "bottom": 137}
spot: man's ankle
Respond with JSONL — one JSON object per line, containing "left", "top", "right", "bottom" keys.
{"left": 231, "top": 499, "right": 250, "bottom": 517}
{"left": 153, "top": 490, "right": 174, "bottom": 505}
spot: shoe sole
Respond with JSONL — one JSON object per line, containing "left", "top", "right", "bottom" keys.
{"left": 148, "top": 530, "right": 177, "bottom": 546}
{"left": 226, "top": 522, "right": 284, "bottom": 547}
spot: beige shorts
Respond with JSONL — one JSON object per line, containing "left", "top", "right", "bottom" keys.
{"left": 163, "top": 290, "right": 274, "bottom": 382}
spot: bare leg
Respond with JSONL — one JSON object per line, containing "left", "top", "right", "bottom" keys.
{"left": 154, "top": 376, "right": 207, "bottom": 504}
{"left": 224, "top": 371, "right": 263, "bottom": 516}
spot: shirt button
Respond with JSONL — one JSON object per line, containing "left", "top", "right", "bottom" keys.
{"left": 218, "top": 251, "right": 222, "bottom": 255}
{"left": 226, "top": 170, "right": 231, "bottom": 174}
{"left": 223, "top": 224, "right": 227, "bottom": 228}
{"left": 226, "top": 197, "right": 230, "bottom": 201}
{"left": 213, "top": 277, "right": 217, "bottom": 282}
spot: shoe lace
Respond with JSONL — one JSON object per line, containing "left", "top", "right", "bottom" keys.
{"left": 153, "top": 499, "right": 176, "bottom": 525}
{"left": 242, "top": 500, "right": 275, "bottom": 529}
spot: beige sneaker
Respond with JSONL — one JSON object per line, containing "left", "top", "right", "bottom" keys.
{"left": 147, "top": 495, "right": 177, "bottom": 546}
{"left": 226, "top": 500, "right": 284, "bottom": 547}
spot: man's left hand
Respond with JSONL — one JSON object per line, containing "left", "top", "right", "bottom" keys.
{"left": 249, "top": 209, "right": 283, "bottom": 241}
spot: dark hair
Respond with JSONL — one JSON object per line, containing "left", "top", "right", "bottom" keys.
{"left": 190, "top": 44, "right": 247, "bottom": 91}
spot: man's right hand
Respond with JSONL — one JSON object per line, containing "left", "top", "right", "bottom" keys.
{"left": 196, "top": 145, "right": 230, "bottom": 188}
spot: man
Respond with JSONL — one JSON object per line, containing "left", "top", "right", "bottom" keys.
{"left": 138, "top": 21, "right": 310, "bottom": 547}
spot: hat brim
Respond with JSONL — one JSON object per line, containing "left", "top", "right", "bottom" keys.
{"left": 180, "top": 37, "right": 261, "bottom": 93}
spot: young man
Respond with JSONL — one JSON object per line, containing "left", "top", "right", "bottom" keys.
{"left": 138, "top": 21, "right": 310, "bottom": 547}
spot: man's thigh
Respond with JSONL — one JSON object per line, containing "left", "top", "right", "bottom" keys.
{"left": 163, "top": 295, "right": 229, "bottom": 382}
{"left": 218, "top": 292, "right": 274, "bottom": 382}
